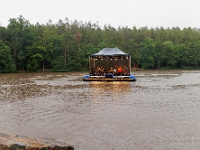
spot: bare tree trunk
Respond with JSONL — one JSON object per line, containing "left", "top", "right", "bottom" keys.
{"left": 13, "top": 46, "right": 17, "bottom": 66}
{"left": 64, "top": 48, "right": 66, "bottom": 64}
{"left": 43, "top": 63, "right": 45, "bottom": 71}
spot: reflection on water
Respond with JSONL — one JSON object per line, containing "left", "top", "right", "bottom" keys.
{"left": 1, "top": 71, "right": 200, "bottom": 150}
{"left": 88, "top": 81, "right": 132, "bottom": 99}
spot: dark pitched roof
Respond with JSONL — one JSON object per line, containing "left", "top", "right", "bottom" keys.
{"left": 90, "top": 48, "right": 129, "bottom": 56}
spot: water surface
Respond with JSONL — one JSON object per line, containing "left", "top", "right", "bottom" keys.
{"left": 0, "top": 70, "right": 200, "bottom": 150}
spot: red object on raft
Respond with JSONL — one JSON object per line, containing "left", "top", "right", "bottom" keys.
{"left": 118, "top": 67, "right": 122, "bottom": 73}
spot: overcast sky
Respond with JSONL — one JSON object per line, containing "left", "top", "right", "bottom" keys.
{"left": 0, "top": 0, "right": 200, "bottom": 29}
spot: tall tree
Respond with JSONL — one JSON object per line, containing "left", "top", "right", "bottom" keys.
{"left": 0, "top": 40, "right": 16, "bottom": 72}
{"left": 139, "top": 38, "right": 156, "bottom": 69}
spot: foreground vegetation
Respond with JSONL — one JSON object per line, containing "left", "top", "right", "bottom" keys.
{"left": 1, "top": 15, "right": 200, "bottom": 72}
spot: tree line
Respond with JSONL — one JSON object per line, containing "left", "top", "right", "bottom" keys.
{"left": 1, "top": 15, "right": 200, "bottom": 72}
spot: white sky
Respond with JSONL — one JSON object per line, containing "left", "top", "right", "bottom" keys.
{"left": 0, "top": 0, "right": 200, "bottom": 29}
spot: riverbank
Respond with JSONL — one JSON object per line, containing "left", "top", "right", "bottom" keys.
{"left": 0, "top": 133, "right": 73, "bottom": 150}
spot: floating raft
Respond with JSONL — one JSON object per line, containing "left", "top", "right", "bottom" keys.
{"left": 83, "top": 47, "right": 137, "bottom": 82}
{"left": 83, "top": 75, "right": 136, "bottom": 82}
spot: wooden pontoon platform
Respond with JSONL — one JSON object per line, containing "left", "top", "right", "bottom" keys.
{"left": 83, "top": 47, "right": 136, "bottom": 82}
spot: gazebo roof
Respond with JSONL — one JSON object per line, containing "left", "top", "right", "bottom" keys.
{"left": 90, "top": 48, "right": 129, "bottom": 56}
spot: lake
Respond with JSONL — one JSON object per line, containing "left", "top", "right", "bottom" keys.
{"left": 0, "top": 70, "right": 200, "bottom": 150}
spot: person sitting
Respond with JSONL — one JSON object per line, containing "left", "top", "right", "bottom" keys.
{"left": 109, "top": 67, "right": 113, "bottom": 74}
{"left": 96, "top": 67, "right": 101, "bottom": 76}
{"left": 123, "top": 66, "right": 128, "bottom": 76}
{"left": 113, "top": 64, "right": 118, "bottom": 75}
{"left": 117, "top": 66, "right": 123, "bottom": 76}
{"left": 100, "top": 66, "right": 104, "bottom": 76}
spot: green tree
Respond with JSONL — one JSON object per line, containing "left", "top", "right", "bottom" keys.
{"left": 0, "top": 26, "right": 7, "bottom": 41}
{"left": 163, "top": 41, "right": 176, "bottom": 68}
{"left": 0, "top": 40, "right": 16, "bottom": 72}
{"left": 139, "top": 38, "right": 156, "bottom": 69}
{"left": 26, "top": 45, "right": 44, "bottom": 71}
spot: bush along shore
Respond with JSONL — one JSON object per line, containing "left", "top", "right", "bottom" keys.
{"left": 0, "top": 133, "right": 74, "bottom": 150}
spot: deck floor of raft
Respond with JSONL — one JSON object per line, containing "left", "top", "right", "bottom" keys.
{"left": 83, "top": 76, "right": 136, "bottom": 82}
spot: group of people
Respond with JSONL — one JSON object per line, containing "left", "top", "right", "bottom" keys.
{"left": 91, "top": 65, "right": 129, "bottom": 76}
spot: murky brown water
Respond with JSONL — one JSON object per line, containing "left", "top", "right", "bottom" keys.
{"left": 1, "top": 70, "right": 200, "bottom": 150}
